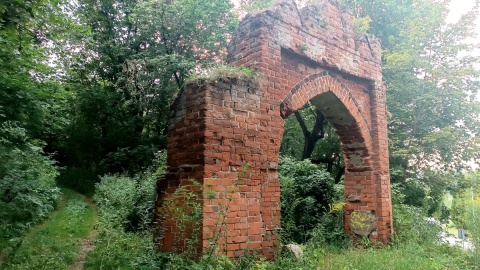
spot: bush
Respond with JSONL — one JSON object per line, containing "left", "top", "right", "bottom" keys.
{"left": 84, "top": 229, "right": 161, "bottom": 270}
{"left": 93, "top": 171, "right": 157, "bottom": 232}
{"left": 392, "top": 203, "right": 442, "bottom": 245}
{"left": 0, "top": 122, "right": 60, "bottom": 242}
{"left": 309, "top": 204, "right": 350, "bottom": 248}
{"left": 278, "top": 156, "right": 335, "bottom": 243}
{"left": 85, "top": 152, "right": 166, "bottom": 269}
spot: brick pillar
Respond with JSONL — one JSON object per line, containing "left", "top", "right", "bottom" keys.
{"left": 369, "top": 82, "right": 393, "bottom": 241}
{"left": 155, "top": 77, "right": 281, "bottom": 259}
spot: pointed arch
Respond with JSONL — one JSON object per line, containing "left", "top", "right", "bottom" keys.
{"left": 280, "top": 71, "right": 373, "bottom": 171}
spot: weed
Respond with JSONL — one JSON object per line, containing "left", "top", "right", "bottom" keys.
{"left": 296, "top": 43, "right": 309, "bottom": 52}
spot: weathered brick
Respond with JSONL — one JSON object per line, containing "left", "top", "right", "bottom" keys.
{"left": 155, "top": 0, "right": 392, "bottom": 260}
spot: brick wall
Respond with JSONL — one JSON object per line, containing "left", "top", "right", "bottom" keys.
{"left": 155, "top": 0, "right": 393, "bottom": 259}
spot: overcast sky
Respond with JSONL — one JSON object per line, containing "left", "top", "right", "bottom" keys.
{"left": 447, "top": 0, "right": 479, "bottom": 47}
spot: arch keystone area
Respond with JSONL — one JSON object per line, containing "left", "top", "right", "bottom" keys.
{"left": 154, "top": 0, "right": 393, "bottom": 259}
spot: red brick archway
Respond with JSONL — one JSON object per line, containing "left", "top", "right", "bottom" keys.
{"left": 155, "top": 0, "right": 393, "bottom": 259}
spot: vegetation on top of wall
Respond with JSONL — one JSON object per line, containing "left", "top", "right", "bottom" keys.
{"left": 185, "top": 64, "right": 259, "bottom": 86}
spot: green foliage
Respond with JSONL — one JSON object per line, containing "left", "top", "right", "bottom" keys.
{"left": 299, "top": 243, "right": 470, "bottom": 270}
{"left": 384, "top": 1, "right": 480, "bottom": 175}
{"left": 392, "top": 203, "right": 442, "bottom": 245}
{"left": 390, "top": 182, "right": 445, "bottom": 246}
{"left": 93, "top": 171, "right": 158, "bottom": 232}
{"left": 0, "top": 0, "right": 73, "bottom": 147}
{"left": 0, "top": 0, "right": 72, "bottom": 254}
{"left": 464, "top": 198, "right": 480, "bottom": 267}
{"left": 278, "top": 156, "right": 335, "bottom": 243}
{"left": 158, "top": 181, "right": 204, "bottom": 256}
{"left": 340, "top": 0, "right": 414, "bottom": 50}
{"left": 84, "top": 229, "right": 161, "bottom": 270}
{"left": 0, "top": 122, "right": 60, "bottom": 242}
{"left": 341, "top": 0, "right": 480, "bottom": 214}
{"left": 95, "top": 153, "right": 164, "bottom": 230}
{"left": 280, "top": 105, "right": 344, "bottom": 182}
{"left": 308, "top": 204, "right": 350, "bottom": 248}
{"left": 62, "top": 0, "right": 238, "bottom": 174}
{"left": 1, "top": 189, "right": 96, "bottom": 270}
{"left": 84, "top": 155, "right": 166, "bottom": 269}
{"left": 352, "top": 16, "right": 372, "bottom": 35}
{"left": 451, "top": 172, "right": 480, "bottom": 229}
{"left": 156, "top": 238, "right": 473, "bottom": 270}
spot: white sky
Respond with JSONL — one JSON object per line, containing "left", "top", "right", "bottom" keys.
{"left": 448, "top": 0, "right": 479, "bottom": 25}
{"left": 448, "top": 0, "right": 480, "bottom": 50}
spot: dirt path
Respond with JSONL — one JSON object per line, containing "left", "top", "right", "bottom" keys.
{"left": 69, "top": 197, "right": 97, "bottom": 270}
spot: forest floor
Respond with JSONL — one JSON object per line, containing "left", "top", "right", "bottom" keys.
{"left": 0, "top": 189, "right": 97, "bottom": 270}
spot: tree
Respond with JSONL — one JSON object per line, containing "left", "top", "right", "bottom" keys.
{"left": 341, "top": 0, "right": 480, "bottom": 211}
{"left": 0, "top": 0, "right": 73, "bottom": 241}
{"left": 281, "top": 105, "right": 345, "bottom": 183}
{"left": 451, "top": 171, "right": 480, "bottom": 229}
{"left": 62, "top": 0, "right": 238, "bottom": 173}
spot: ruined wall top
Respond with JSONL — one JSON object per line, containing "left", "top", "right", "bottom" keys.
{"left": 228, "top": 0, "right": 383, "bottom": 82}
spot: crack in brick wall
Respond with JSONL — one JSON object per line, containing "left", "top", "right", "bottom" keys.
{"left": 155, "top": 0, "right": 393, "bottom": 259}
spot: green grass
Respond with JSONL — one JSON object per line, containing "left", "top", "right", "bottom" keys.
{"left": 0, "top": 189, "right": 97, "bottom": 270}
{"left": 243, "top": 242, "right": 473, "bottom": 270}
{"left": 304, "top": 244, "right": 471, "bottom": 270}
{"left": 84, "top": 230, "right": 159, "bottom": 270}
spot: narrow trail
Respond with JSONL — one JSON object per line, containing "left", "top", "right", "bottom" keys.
{"left": 69, "top": 197, "right": 97, "bottom": 270}
{"left": 1, "top": 189, "right": 97, "bottom": 270}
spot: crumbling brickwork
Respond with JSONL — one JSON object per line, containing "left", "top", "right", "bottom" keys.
{"left": 155, "top": 0, "right": 393, "bottom": 259}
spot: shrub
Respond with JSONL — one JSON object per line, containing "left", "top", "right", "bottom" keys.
{"left": 85, "top": 152, "right": 166, "bottom": 269}
{"left": 392, "top": 203, "right": 442, "bottom": 245}
{"left": 93, "top": 171, "right": 158, "bottom": 231}
{"left": 309, "top": 203, "right": 350, "bottom": 248}
{"left": 0, "top": 122, "right": 60, "bottom": 243}
{"left": 278, "top": 156, "right": 335, "bottom": 243}
{"left": 84, "top": 229, "right": 161, "bottom": 270}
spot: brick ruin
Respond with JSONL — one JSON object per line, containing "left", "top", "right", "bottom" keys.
{"left": 154, "top": 0, "right": 393, "bottom": 259}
